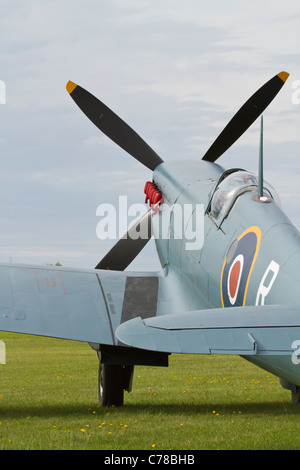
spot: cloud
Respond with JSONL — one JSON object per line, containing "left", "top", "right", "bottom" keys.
{"left": 1, "top": 0, "right": 300, "bottom": 270}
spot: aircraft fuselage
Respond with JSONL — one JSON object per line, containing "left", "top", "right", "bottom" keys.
{"left": 152, "top": 160, "right": 300, "bottom": 388}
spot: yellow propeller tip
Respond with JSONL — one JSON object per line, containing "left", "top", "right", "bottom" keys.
{"left": 277, "top": 71, "right": 289, "bottom": 83}
{"left": 66, "top": 80, "right": 78, "bottom": 94}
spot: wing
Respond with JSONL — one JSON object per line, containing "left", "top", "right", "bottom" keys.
{"left": 116, "top": 305, "right": 300, "bottom": 356}
{"left": 0, "top": 263, "right": 209, "bottom": 344}
{"left": 3, "top": 263, "right": 298, "bottom": 357}
{"left": 0, "top": 263, "right": 160, "bottom": 344}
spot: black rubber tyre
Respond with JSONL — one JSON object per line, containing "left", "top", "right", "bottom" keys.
{"left": 291, "top": 386, "right": 300, "bottom": 404}
{"left": 98, "top": 363, "right": 124, "bottom": 407}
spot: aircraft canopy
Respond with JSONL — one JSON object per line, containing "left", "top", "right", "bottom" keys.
{"left": 208, "top": 170, "right": 280, "bottom": 224}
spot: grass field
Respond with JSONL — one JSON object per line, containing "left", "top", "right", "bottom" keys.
{"left": 0, "top": 332, "right": 300, "bottom": 450}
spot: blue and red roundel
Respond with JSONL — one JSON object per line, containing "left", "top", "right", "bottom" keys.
{"left": 220, "top": 226, "right": 261, "bottom": 307}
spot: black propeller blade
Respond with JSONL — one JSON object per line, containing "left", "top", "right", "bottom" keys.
{"left": 202, "top": 71, "right": 289, "bottom": 163}
{"left": 66, "top": 81, "right": 163, "bottom": 171}
{"left": 95, "top": 210, "right": 152, "bottom": 270}
{"left": 67, "top": 72, "right": 288, "bottom": 270}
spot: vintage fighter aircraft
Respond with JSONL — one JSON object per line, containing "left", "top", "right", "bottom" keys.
{"left": 1, "top": 71, "right": 300, "bottom": 407}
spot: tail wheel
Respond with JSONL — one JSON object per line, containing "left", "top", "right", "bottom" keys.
{"left": 291, "top": 386, "right": 300, "bottom": 404}
{"left": 98, "top": 363, "right": 124, "bottom": 407}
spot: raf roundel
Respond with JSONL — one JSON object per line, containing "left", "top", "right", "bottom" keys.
{"left": 221, "top": 226, "right": 261, "bottom": 308}
{"left": 227, "top": 254, "right": 244, "bottom": 305}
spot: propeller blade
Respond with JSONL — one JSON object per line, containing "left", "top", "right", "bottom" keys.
{"left": 95, "top": 210, "right": 152, "bottom": 271}
{"left": 202, "top": 71, "right": 289, "bottom": 163}
{"left": 66, "top": 81, "right": 163, "bottom": 171}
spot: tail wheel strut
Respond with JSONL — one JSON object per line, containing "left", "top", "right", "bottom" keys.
{"left": 98, "top": 363, "right": 134, "bottom": 407}
{"left": 291, "top": 386, "right": 300, "bottom": 404}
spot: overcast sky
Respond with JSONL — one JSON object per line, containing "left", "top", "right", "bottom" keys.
{"left": 1, "top": 0, "right": 300, "bottom": 271}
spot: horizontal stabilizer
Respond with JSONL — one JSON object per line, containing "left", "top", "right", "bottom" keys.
{"left": 116, "top": 305, "right": 300, "bottom": 355}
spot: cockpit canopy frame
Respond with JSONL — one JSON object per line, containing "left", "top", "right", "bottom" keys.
{"left": 206, "top": 168, "right": 280, "bottom": 228}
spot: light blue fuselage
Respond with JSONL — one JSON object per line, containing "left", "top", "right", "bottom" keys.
{"left": 152, "top": 160, "right": 300, "bottom": 389}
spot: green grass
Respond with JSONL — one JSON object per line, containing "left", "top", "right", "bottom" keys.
{"left": 0, "top": 332, "right": 300, "bottom": 450}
